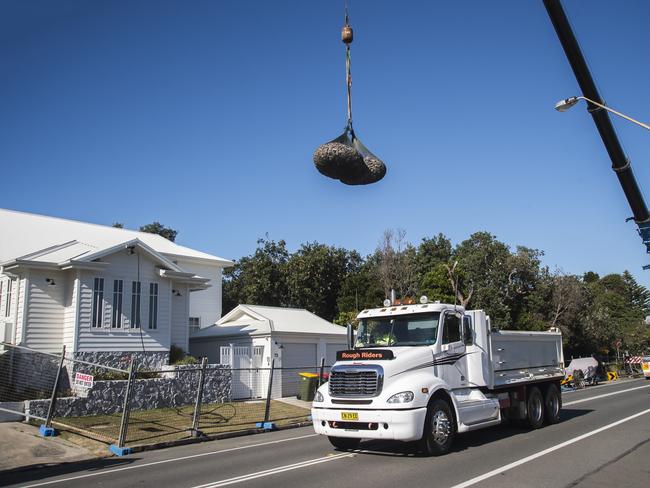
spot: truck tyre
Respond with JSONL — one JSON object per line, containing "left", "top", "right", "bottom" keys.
{"left": 526, "top": 387, "right": 545, "bottom": 429}
{"left": 419, "top": 399, "right": 455, "bottom": 456}
{"left": 544, "top": 384, "right": 561, "bottom": 425}
{"left": 328, "top": 436, "right": 360, "bottom": 450}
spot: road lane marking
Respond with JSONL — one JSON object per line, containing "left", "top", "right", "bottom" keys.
{"left": 190, "top": 453, "right": 354, "bottom": 488}
{"left": 20, "top": 433, "right": 320, "bottom": 488}
{"left": 449, "top": 407, "right": 650, "bottom": 488}
{"left": 564, "top": 384, "right": 650, "bottom": 406}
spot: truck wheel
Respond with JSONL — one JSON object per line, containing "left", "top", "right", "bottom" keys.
{"left": 544, "top": 384, "right": 561, "bottom": 425}
{"left": 328, "top": 436, "right": 360, "bottom": 450}
{"left": 526, "top": 387, "right": 545, "bottom": 429}
{"left": 419, "top": 399, "right": 455, "bottom": 456}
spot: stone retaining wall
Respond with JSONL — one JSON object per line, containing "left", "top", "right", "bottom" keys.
{"left": 72, "top": 351, "right": 169, "bottom": 373}
{"left": 25, "top": 365, "right": 231, "bottom": 419}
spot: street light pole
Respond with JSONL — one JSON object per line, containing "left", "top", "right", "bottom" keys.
{"left": 555, "top": 96, "right": 650, "bottom": 132}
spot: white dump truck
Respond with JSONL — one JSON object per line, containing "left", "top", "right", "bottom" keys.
{"left": 311, "top": 298, "right": 564, "bottom": 455}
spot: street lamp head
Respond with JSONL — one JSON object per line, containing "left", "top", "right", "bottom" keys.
{"left": 555, "top": 96, "right": 580, "bottom": 112}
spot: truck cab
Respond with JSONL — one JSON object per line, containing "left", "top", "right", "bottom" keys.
{"left": 311, "top": 299, "right": 564, "bottom": 455}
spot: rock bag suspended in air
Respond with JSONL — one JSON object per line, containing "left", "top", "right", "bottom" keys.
{"left": 313, "top": 5, "right": 386, "bottom": 185}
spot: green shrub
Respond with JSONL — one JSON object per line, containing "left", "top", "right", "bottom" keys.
{"left": 174, "top": 355, "right": 199, "bottom": 365}
{"left": 169, "top": 345, "right": 185, "bottom": 364}
{"left": 169, "top": 345, "right": 199, "bottom": 365}
{"left": 92, "top": 370, "right": 128, "bottom": 381}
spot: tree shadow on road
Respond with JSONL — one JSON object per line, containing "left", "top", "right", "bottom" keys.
{"left": 0, "top": 455, "right": 140, "bottom": 487}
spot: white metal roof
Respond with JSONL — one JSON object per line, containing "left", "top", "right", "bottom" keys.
{"left": 190, "top": 304, "right": 347, "bottom": 339}
{"left": 0, "top": 208, "right": 233, "bottom": 266}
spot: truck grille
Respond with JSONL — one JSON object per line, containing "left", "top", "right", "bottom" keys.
{"left": 329, "top": 366, "right": 383, "bottom": 397}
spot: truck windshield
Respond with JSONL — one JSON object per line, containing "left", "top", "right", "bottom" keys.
{"left": 355, "top": 312, "right": 440, "bottom": 347}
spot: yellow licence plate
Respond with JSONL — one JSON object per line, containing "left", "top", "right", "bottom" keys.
{"left": 341, "top": 412, "right": 358, "bottom": 421}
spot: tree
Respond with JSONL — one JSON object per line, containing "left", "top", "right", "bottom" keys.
{"left": 420, "top": 263, "right": 456, "bottom": 304}
{"left": 285, "top": 243, "right": 351, "bottom": 321}
{"left": 452, "top": 232, "right": 513, "bottom": 325}
{"left": 139, "top": 221, "right": 178, "bottom": 242}
{"left": 375, "top": 229, "right": 418, "bottom": 299}
{"left": 222, "top": 237, "right": 289, "bottom": 314}
{"left": 112, "top": 222, "right": 124, "bottom": 228}
{"left": 548, "top": 271, "right": 585, "bottom": 339}
{"left": 337, "top": 256, "right": 384, "bottom": 316}
{"left": 415, "top": 233, "right": 453, "bottom": 287}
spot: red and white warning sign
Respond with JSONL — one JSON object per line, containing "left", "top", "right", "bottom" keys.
{"left": 73, "top": 372, "right": 94, "bottom": 389}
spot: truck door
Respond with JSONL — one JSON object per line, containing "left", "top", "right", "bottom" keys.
{"left": 438, "top": 311, "right": 468, "bottom": 388}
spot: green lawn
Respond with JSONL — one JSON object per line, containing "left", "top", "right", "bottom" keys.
{"left": 56, "top": 400, "right": 311, "bottom": 447}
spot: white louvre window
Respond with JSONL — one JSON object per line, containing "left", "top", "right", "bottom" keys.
{"left": 131, "top": 281, "right": 141, "bottom": 328}
{"left": 111, "top": 280, "right": 123, "bottom": 328}
{"left": 148, "top": 283, "right": 158, "bottom": 329}
{"left": 5, "top": 280, "right": 13, "bottom": 318}
{"left": 91, "top": 278, "right": 104, "bottom": 327}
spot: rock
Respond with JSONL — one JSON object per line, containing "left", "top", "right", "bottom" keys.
{"left": 313, "top": 142, "right": 365, "bottom": 180}
{"left": 340, "top": 156, "right": 387, "bottom": 185}
{"left": 362, "top": 155, "right": 387, "bottom": 183}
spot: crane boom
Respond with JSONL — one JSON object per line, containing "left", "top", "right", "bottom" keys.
{"left": 543, "top": 0, "right": 650, "bottom": 267}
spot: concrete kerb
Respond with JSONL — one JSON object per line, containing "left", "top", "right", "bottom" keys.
{"left": 122, "top": 420, "right": 314, "bottom": 455}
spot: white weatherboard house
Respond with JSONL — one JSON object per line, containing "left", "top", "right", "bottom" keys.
{"left": 0, "top": 208, "right": 232, "bottom": 369}
{"left": 189, "top": 305, "right": 347, "bottom": 399}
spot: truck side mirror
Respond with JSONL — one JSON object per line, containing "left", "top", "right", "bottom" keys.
{"left": 463, "top": 316, "right": 473, "bottom": 345}
{"left": 347, "top": 323, "right": 354, "bottom": 349}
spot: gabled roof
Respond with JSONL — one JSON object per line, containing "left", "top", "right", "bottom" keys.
{"left": 0, "top": 208, "right": 233, "bottom": 267}
{"left": 190, "top": 305, "right": 347, "bottom": 339}
{"left": 2, "top": 238, "right": 210, "bottom": 288}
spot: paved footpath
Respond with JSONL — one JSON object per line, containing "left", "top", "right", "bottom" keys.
{"left": 1, "top": 378, "right": 649, "bottom": 488}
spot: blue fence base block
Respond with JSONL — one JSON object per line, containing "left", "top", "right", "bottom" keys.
{"left": 109, "top": 445, "right": 133, "bottom": 456}
{"left": 39, "top": 425, "right": 57, "bottom": 437}
{"left": 255, "top": 422, "right": 277, "bottom": 430}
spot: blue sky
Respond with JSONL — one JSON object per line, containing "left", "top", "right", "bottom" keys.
{"left": 1, "top": 1, "right": 649, "bottom": 287}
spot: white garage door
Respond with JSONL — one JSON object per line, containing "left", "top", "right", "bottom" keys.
{"left": 326, "top": 343, "right": 346, "bottom": 367}
{"left": 282, "top": 343, "right": 317, "bottom": 369}
{"left": 282, "top": 343, "right": 317, "bottom": 397}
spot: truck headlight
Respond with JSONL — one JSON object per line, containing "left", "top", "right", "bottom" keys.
{"left": 387, "top": 391, "right": 414, "bottom": 404}
{"left": 314, "top": 390, "right": 324, "bottom": 402}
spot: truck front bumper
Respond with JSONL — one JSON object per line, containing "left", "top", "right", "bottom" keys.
{"left": 311, "top": 406, "right": 427, "bottom": 442}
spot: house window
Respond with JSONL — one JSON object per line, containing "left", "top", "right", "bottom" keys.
{"left": 131, "top": 281, "right": 141, "bottom": 328}
{"left": 189, "top": 316, "right": 200, "bottom": 335}
{"left": 92, "top": 278, "right": 104, "bottom": 327}
{"left": 148, "top": 283, "right": 158, "bottom": 329}
{"left": 5, "top": 280, "right": 13, "bottom": 318}
{"left": 111, "top": 280, "right": 123, "bottom": 329}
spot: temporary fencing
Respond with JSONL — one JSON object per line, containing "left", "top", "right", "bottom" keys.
{"left": 0, "top": 343, "right": 62, "bottom": 423}
{"left": 0, "top": 343, "right": 332, "bottom": 450}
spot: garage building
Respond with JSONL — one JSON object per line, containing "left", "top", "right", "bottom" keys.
{"left": 189, "top": 304, "right": 347, "bottom": 399}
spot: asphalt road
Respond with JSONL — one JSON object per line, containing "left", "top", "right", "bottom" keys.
{"left": 2, "top": 378, "right": 649, "bottom": 488}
